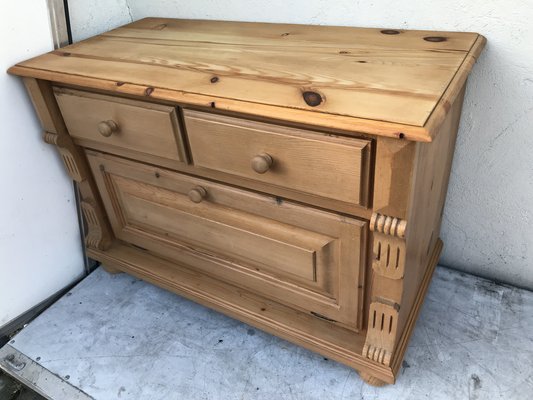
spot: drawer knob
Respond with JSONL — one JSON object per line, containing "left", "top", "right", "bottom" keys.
{"left": 97, "top": 120, "right": 119, "bottom": 137}
{"left": 251, "top": 153, "right": 273, "bottom": 174}
{"left": 188, "top": 186, "right": 207, "bottom": 203}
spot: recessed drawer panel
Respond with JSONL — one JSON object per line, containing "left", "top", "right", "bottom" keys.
{"left": 87, "top": 152, "right": 367, "bottom": 330}
{"left": 54, "top": 88, "right": 187, "bottom": 163}
{"left": 183, "top": 110, "right": 371, "bottom": 206}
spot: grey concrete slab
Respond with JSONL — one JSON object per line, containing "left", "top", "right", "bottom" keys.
{"left": 3, "top": 266, "right": 533, "bottom": 400}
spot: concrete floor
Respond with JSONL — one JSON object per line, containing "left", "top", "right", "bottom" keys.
{"left": 1, "top": 265, "right": 532, "bottom": 400}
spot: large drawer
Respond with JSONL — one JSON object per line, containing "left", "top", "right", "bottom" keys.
{"left": 87, "top": 151, "right": 367, "bottom": 330}
{"left": 183, "top": 110, "right": 371, "bottom": 206}
{"left": 54, "top": 88, "right": 187, "bottom": 164}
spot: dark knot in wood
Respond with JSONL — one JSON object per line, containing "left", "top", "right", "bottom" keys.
{"left": 302, "top": 91, "right": 323, "bottom": 107}
{"left": 380, "top": 29, "right": 400, "bottom": 35}
{"left": 210, "top": 76, "right": 219, "bottom": 83}
{"left": 424, "top": 36, "right": 447, "bottom": 42}
{"left": 145, "top": 87, "right": 154, "bottom": 96}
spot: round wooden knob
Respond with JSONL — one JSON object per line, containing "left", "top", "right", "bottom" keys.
{"left": 188, "top": 186, "right": 207, "bottom": 203}
{"left": 97, "top": 120, "right": 119, "bottom": 137}
{"left": 251, "top": 153, "right": 273, "bottom": 174}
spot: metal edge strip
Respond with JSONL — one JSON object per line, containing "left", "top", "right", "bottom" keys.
{"left": 0, "top": 344, "right": 93, "bottom": 400}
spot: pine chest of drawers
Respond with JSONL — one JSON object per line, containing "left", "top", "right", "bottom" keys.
{"left": 9, "top": 18, "right": 485, "bottom": 385}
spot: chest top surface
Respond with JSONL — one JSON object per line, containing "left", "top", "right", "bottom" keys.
{"left": 9, "top": 18, "right": 485, "bottom": 141}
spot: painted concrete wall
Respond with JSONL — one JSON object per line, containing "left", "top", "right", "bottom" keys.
{"left": 68, "top": 0, "right": 533, "bottom": 289}
{"left": 0, "top": 1, "right": 85, "bottom": 327}
{"left": 69, "top": 0, "right": 133, "bottom": 43}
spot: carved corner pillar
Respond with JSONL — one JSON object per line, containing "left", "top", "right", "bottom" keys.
{"left": 362, "top": 137, "right": 416, "bottom": 369}
{"left": 43, "top": 132, "right": 84, "bottom": 181}
{"left": 363, "top": 212, "right": 407, "bottom": 366}
{"left": 24, "top": 78, "right": 113, "bottom": 251}
{"left": 362, "top": 301, "right": 399, "bottom": 366}
{"left": 370, "top": 213, "right": 407, "bottom": 280}
{"left": 43, "top": 131, "right": 113, "bottom": 251}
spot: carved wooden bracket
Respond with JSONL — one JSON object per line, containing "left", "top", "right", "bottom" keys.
{"left": 44, "top": 131, "right": 112, "bottom": 251}
{"left": 370, "top": 213, "right": 407, "bottom": 238}
{"left": 362, "top": 301, "right": 399, "bottom": 366}
{"left": 370, "top": 213, "right": 407, "bottom": 280}
{"left": 81, "top": 199, "right": 112, "bottom": 251}
{"left": 43, "top": 132, "right": 86, "bottom": 182}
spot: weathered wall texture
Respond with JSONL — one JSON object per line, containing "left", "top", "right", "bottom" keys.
{"left": 68, "top": 0, "right": 533, "bottom": 289}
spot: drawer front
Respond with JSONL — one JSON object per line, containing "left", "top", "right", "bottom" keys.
{"left": 183, "top": 110, "right": 371, "bottom": 206}
{"left": 88, "top": 152, "right": 366, "bottom": 330}
{"left": 54, "top": 88, "right": 186, "bottom": 163}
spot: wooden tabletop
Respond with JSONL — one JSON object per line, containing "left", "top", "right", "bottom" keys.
{"left": 9, "top": 18, "right": 485, "bottom": 141}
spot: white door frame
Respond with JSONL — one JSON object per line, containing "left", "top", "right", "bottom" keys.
{"left": 46, "top": 0, "right": 70, "bottom": 48}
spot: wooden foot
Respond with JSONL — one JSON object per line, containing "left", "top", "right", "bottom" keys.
{"left": 358, "top": 371, "right": 388, "bottom": 387}
{"left": 102, "top": 264, "right": 123, "bottom": 275}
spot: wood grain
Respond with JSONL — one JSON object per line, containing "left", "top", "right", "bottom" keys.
{"left": 8, "top": 18, "right": 485, "bottom": 141}
{"left": 184, "top": 110, "right": 371, "bottom": 206}
{"left": 54, "top": 87, "right": 187, "bottom": 164}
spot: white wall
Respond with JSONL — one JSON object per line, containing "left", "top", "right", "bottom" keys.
{"left": 0, "top": 1, "right": 85, "bottom": 327}
{"left": 68, "top": 0, "right": 533, "bottom": 289}
{"left": 69, "top": 0, "right": 133, "bottom": 43}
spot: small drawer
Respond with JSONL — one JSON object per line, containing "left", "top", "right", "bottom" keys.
{"left": 183, "top": 110, "right": 371, "bottom": 206}
{"left": 87, "top": 152, "right": 367, "bottom": 331}
{"left": 54, "top": 88, "right": 187, "bottom": 163}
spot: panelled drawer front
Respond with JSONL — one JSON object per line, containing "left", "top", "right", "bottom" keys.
{"left": 54, "top": 88, "right": 187, "bottom": 163}
{"left": 183, "top": 110, "right": 371, "bottom": 206}
{"left": 87, "top": 152, "right": 366, "bottom": 330}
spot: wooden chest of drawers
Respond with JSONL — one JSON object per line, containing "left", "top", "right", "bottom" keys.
{"left": 9, "top": 18, "right": 485, "bottom": 385}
